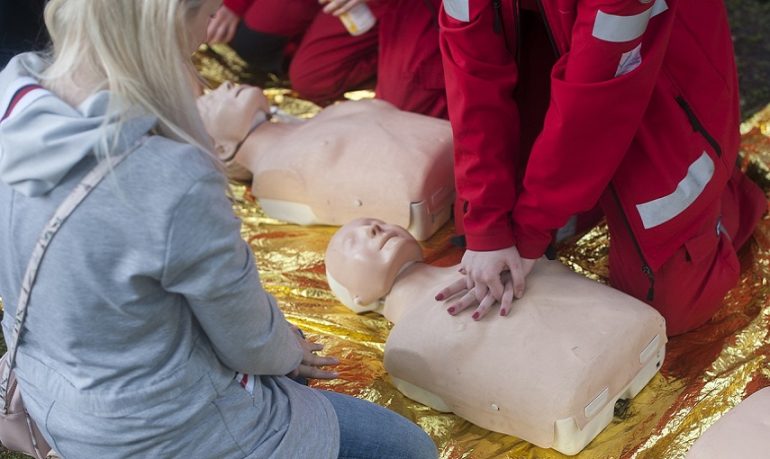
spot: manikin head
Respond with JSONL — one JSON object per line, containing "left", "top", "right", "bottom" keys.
{"left": 325, "top": 218, "right": 424, "bottom": 313}
{"left": 197, "top": 82, "right": 270, "bottom": 158}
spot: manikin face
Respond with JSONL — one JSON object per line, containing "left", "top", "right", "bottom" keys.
{"left": 197, "top": 82, "right": 270, "bottom": 148}
{"left": 326, "top": 218, "right": 423, "bottom": 307}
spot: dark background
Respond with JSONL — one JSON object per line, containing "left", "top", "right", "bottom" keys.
{"left": 726, "top": 0, "right": 770, "bottom": 117}
{"left": 0, "top": 0, "right": 47, "bottom": 69}
{"left": 0, "top": 0, "right": 767, "bottom": 116}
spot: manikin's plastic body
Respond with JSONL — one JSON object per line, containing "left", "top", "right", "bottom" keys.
{"left": 198, "top": 85, "right": 455, "bottom": 240}
{"left": 325, "top": 219, "right": 667, "bottom": 455}
{"left": 685, "top": 387, "right": 770, "bottom": 459}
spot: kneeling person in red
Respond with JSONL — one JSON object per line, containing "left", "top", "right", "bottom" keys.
{"left": 437, "top": 0, "right": 766, "bottom": 335}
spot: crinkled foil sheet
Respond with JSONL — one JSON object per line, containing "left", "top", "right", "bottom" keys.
{"left": 202, "top": 47, "right": 770, "bottom": 458}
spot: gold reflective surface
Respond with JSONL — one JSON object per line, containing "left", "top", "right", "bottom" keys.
{"left": 200, "top": 47, "right": 770, "bottom": 458}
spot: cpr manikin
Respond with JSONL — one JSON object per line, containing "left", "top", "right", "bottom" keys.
{"left": 685, "top": 387, "right": 770, "bottom": 459}
{"left": 197, "top": 83, "right": 455, "bottom": 241}
{"left": 324, "top": 218, "right": 668, "bottom": 455}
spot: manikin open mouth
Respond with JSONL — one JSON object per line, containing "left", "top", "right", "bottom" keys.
{"left": 379, "top": 232, "right": 395, "bottom": 250}
{"left": 379, "top": 227, "right": 408, "bottom": 250}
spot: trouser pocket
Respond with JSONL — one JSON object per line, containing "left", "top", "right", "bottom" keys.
{"left": 652, "top": 228, "right": 739, "bottom": 336}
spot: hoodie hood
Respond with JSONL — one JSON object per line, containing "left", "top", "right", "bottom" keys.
{"left": 0, "top": 53, "right": 157, "bottom": 196}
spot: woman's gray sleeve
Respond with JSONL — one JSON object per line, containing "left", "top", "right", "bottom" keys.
{"left": 160, "top": 171, "right": 302, "bottom": 375}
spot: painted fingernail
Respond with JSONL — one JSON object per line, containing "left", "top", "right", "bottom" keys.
{"left": 472, "top": 312, "right": 480, "bottom": 321}
{"left": 500, "top": 309, "right": 508, "bottom": 317}
{"left": 435, "top": 293, "right": 444, "bottom": 301}
{"left": 447, "top": 306, "right": 456, "bottom": 315}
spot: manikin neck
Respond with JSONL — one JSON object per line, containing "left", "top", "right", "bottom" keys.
{"left": 224, "top": 111, "right": 269, "bottom": 161}
{"left": 234, "top": 119, "right": 298, "bottom": 165}
{"left": 382, "top": 262, "right": 461, "bottom": 324}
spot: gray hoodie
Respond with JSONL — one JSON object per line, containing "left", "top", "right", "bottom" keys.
{"left": 0, "top": 53, "right": 338, "bottom": 458}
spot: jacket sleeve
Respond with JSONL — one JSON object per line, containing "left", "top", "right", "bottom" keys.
{"left": 161, "top": 171, "right": 302, "bottom": 376}
{"left": 439, "top": 0, "right": 521, "bottom": 251}
{"left": 512, "top": 0, "right": 677, "bottom": 258}
{"left": 223, "top": 0, "right": 253, "bottom": 17}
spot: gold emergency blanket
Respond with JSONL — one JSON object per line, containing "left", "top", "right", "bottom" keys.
{"left": 225, "top": 109, "right": 770, "bottom": 459}
{"left": 205, "top": 46, "right": 770, "bottom": 458}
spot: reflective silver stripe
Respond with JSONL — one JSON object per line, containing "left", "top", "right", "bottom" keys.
{"left": 650, "top": 0, "right": 669, "bottom": 17}
{"left": 636, "top": 152, "right": 714, "bottom": 229}
{"left": 443, "top": 0, "right": 469, "bottom": 21}
{"left": 592, "top": 0, "right": 668, "bottom": 43}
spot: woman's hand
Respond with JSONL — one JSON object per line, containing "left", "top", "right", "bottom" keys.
{"left": 435, "top": 251, "right": 537, "bottom": 320}
{"left": 207, "top": 5, "right": 240, "bottom": 44}
{"left": 288, "top": 326, "right": 340, "bottom": 380}
{"left": 319, "top": 0, "right": 368, "bottom": 16}
{"left": 462, "top": 246, "right": 533, "bottom": 301}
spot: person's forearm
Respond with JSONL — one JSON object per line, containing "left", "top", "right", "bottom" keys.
{"left": 439, "top": 0, "right": 522, "bottom": 251}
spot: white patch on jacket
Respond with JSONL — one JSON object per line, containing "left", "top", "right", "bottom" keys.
{"left": 593, "top": 0, "right": 669, "bottom": 43}
{"left": 615, "top": 43, "right": 643, "bottom": 77}
{"left": 443, "top": 0, "right": 470, "bottom": 21}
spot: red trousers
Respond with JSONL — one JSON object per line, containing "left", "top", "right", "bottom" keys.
{"left": 375, "top": 0, "right": 447, "bottom": 118}
{"left": 235, "top": 0, "right": 378, "bottom": 103}
{"left": 236, "top": 0, "right": 446, "bottom": 117}
{"left": 606, "top": 168, "right": 766, "bottom": 336}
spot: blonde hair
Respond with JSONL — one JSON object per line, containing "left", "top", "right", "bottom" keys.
{"left": 41, "top": 0, "right": 212, "bottom": 156}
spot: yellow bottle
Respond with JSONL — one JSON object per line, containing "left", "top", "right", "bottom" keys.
{"left": 339, "top": 3, "right": 376, "bottom": 36}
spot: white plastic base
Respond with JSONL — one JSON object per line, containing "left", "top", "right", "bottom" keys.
{"left": 389, "top": 339, "right": 666, "bottom": 456}
{"left": 390, "top": 376, "right": 452, "bottom": 413}
{"left": 259, "top": 199, "right": 318, "bottom": 226}
{"left": 406, "top": 199, "right": 453, "bottom": 241}
{"left": 553, "top": 341, "right": 665, "bottom": 455}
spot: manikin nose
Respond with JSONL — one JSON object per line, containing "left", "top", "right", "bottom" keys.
{"left": 368, "top": 223, "right": 382, "bottom": 237}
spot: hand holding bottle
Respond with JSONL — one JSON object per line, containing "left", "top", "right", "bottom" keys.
{"left": 319, "top": 0, "right": 377, "bottom": 36}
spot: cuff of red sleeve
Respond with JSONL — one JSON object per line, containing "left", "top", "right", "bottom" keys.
{"left": 512, "top": 224, "right": 552, "bottom": 259}
{"left": 464, "top": 228, "right": 517, "bottom": 252}
{"left": 223, "top": 0, "right": 250, "bottom": 17}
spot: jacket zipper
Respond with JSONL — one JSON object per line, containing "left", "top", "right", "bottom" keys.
{"left": 530, "top": 2, "right": 654, "bottom": 300}
{"left": 492, "top": 0, "right": 504, "bottom": 33}
{"left": 514, "top": 0, "right": 522, "bottom": 62}
{"left": 611, "top": 186, "right": 656, "bottom": 301}
{"left": 534, "top": 0, "right": 560, "bottom": 57}
{"left": 675, "top": 96, "right": 722, "bottom": 158}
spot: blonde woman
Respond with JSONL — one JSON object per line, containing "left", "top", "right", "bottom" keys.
{"left": 0, "top": 1, "right": 436, "bottom": 458}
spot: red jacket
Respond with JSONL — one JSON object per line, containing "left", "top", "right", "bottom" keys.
{"left": 223, "top": 0, "right": 251, "bottom": 17}
{"left": 440, "top": 0, "right": 742, "bottom": 270}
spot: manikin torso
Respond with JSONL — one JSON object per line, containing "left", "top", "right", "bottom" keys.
{"left": 685, "top": 387, "right": 770, "bottom": 459}
{"left": 377, "top": 259, "right": 666, "bottom": 454}
{"left": 205, "top": 91, "right": 455, "bottom": 240}
{"left": 324, "top": 219, "right": 666, "bottom": 455}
